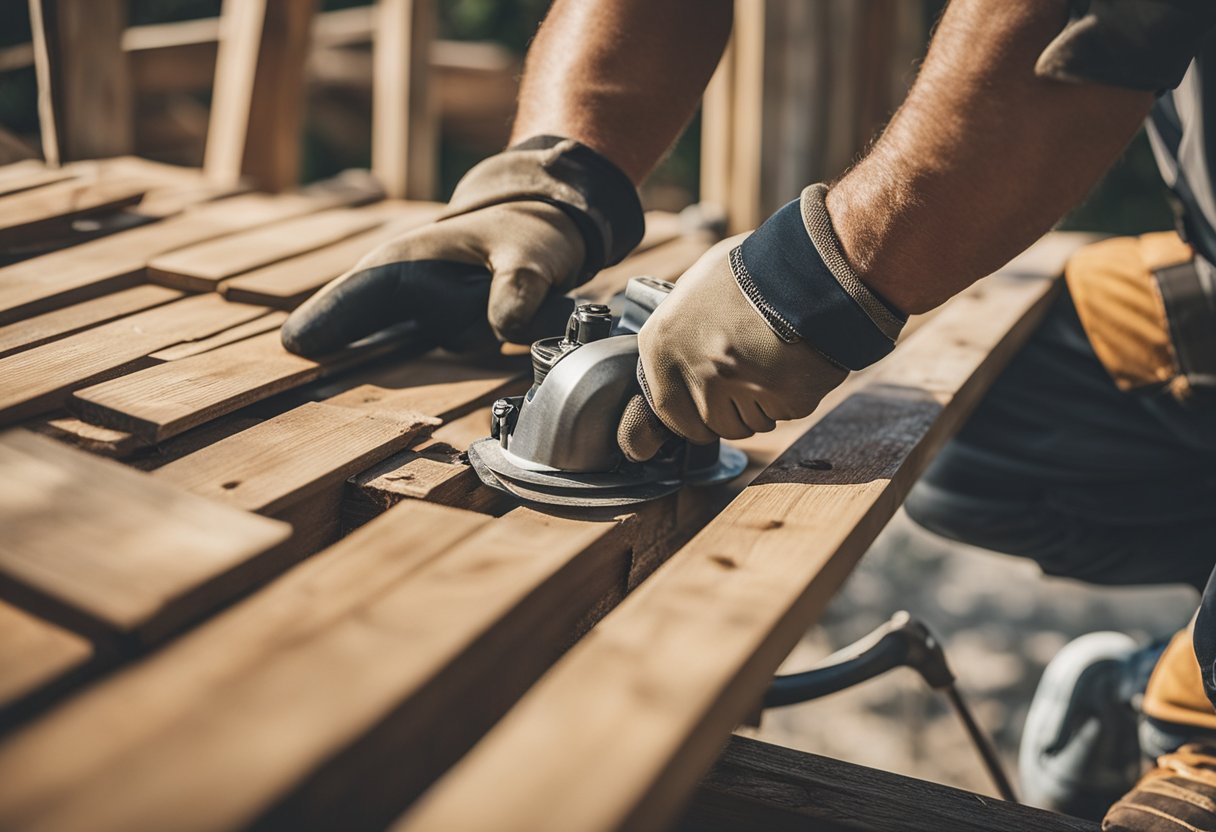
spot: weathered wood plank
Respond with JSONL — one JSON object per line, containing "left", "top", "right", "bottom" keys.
{"left": 0, "top": 175, "right": 151, "bottom": 248}
{"left": 0, "top": 176, "right": 379, "bottom": 325}
{"left": 0, "top": 285, "right": 184, "bottom": 359}
{"left": 28, "top": 0, "right": 133, "bottom": 164}
{"left": 205, "top": 0, "right": 318, "bottom": 191}
{"left": 0, "top": 160, "right": 74, "bottom": 197}
{"left": 0, "top": 499, "right": 670, "bottom": 831}
{"left": 0, "top": 430, "right": 290, "bottom": 644}
{"left": 145, "top": 310, "right": 289, "bottom": 362}
{"left": 219, "top": 203, "right": 444, "bottom": 308}
{"left": 372, "top": 0, "right": 437, "bottom": 199}
{"left": 399, "top": 269, "right": 1068, "bottom": 832}
{"left": 0, "top": 295, "right": 268, "bottom": 424}
{"left": 146, "top": 206, "right": 396, "bottom": 291}
{"left": 677, "top": 735, "right": 1096, "bottom": 832}
{"left": 152, "top": 401, "right": 436, "bottom": 516}
{"left": 0, "top": 601, "right": 93, "bottom": 728}
{"left": 578, "top": 232, "right": 716, "bottom": 304}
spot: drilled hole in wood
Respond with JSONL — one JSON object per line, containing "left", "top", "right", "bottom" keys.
{"left": 221, "top": 481, "right": 241, "bottom": 490}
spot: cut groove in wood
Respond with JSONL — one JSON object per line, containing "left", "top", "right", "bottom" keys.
{"left": 0, "top": 430, "right": 289, "bottom": 644}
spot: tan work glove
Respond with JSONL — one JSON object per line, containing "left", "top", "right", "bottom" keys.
{"left": 618, "top": 184, "right": 906, "bottom": 462}
{"left": 282, "top": 136, "right": 644, "bottom": 356}
{"left": 1103, "top": 744, "right": 1216, "bottom": 831}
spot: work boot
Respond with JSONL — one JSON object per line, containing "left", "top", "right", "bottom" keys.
{"left": 1104, "top": 744, "right": 1216, "bottom": 831}
{"left": 1019, "top": 632, "right": 1163, "bottom": 820}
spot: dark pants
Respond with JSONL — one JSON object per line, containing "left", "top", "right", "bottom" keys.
{"left": 904, "top": 289, "right": 1216, "bottom": 696}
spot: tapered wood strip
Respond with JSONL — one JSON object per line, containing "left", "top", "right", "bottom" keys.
{"left": 0, "top": 501, "right": 644, "bottom": 832}
{"left": 579, "top": 232, "right": 716, "bottom": 303}
{"left": 0, "top": 285, "right": 184, "bottom": 359}
{"left": 0, "top": 172, "right": 383, "bottom": 325}
{"left": 0, "top": 601, "right": 93, "bottom": 727}
{"left": 219, "top": 203, "right": 444, "bottom": 307}
{"left": 678, "top": 735, "right": 1096, "bottom": 832}
{"left": 0, "top": 430, "right": 289, "bottom": 644}
{"left": 0, "top": 175, "right": 151, "bottom": 248}
{"left": 0, "top": 295, "right": 268, "bottom": 424}
{"left": 37, "top": 417, "right": 144, "bottom": 458}
{"left": 399, "top": 268, "right": 1066, "bottom": 832}
{"left": 0, "top": 502, "right": 492, "bottom": 830}
{"left": 153, "top": 401, "right": 437, "bottom": 516}
{"left": 146, "top": 207, "right": 395, "bottom": 292}
{"left": 146, "top": 310, "right": 289, "bottom": 361}
{"left": 0, "top": 161, "right": 74, "bottom": 197}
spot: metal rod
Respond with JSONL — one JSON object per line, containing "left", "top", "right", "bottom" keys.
{"left": 944, "top": 684, "right": 1018, "bottom": 803}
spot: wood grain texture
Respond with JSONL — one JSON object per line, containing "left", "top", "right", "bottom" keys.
{"left": 0, "top": 160, "right": 74, "bottom": 197}
{"left": 0, "top": 190, "right": 351, "bottom": 325}
{"left": 219, "top": 202, "right": 444, "bottom": 307}
{"left": 399, "top": 270, "right": 1067, "bottom": 832}
{"left": 0, "top": 295, "right": 268, "bottom": 424}
{"left": 0, "top": 601, "right": 93, "bottom": 727}
{"left": 0, "top": 430, "right": 289, "bottom": 644}
{"left": 153, "top": 401, "right": 436, "bottom": 515}
{"left": 0, "top": 285, "right": 184, "bottom": 359}
{"left": 0, "top": 501, "right": 648, "bottom": 831}
{"left": 678, "top": 735, "right": 1096, "bottom": 832}
{"left": 0, "top": 175, "right": 150, "bottom": 248}
{"left": 372, "top": 0, "right": 437, "bottom": 199}
{"left": 146, "top": 206, "right": 393, "bottom": 291}
{"left": 146, "top": 310, "right": 289, "bottom": 361}
{"left": 28, "top": 0, "right": 133, "bottom": 164}
{"left": 579, "top": 233, "right": 716, "bottom": 303}
{"left": 204, "top": 0, "right": 318, "bottom": 191}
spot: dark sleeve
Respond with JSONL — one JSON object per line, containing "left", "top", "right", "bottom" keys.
{"left": 1193, "top": 565, "right": 1216, "bottom": 710}
{"left": 1036, "top": 0, "right": 1216, "bottom": 91}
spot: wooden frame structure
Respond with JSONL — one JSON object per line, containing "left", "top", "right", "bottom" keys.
{"left": 0, "top": 3, "right": 1101, "bottom": 830}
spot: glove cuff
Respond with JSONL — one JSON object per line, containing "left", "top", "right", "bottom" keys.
{"left": 733, "top": 183, "right": 905, "bottom": 371}
{"left": 443, "top": 135, "right": 645, "bottom": 283}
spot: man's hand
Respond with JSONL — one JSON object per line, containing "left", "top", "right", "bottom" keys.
{"left": 280, "top": 200, "right": 583, "bottom": 356}
{"left": 618, "top": 235, "right": 849, "bottom": 463}
{"left": 282, "top": 137, "right": 644, "bottom": 357}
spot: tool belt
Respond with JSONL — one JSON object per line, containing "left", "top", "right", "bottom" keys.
{"left": 1066, "top": 232, "right": 1216, "bottom": 398}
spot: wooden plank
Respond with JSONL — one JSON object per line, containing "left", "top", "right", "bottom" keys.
{"left": 0, "top": 285, "right": 185, "bottom": 359}
{"left": 0, "top": 295, "right": 268, "bottom": 425}
{"left": 219, "top": 203, "right": 444, "bottom": 308}
{"left": 0, "top": 430, "right": 290, "bottom": 644}
{"left": 152, "top": 401, "right": 436, "bottom": 516}
{"left": 205, "top": 0, "right": 318, "bottom": 191}
{"left": 0, "top": 175, "right": 151, "bottom": 249}
{"left": 28, "top": 0, "right": 133, "bottom": 164}
{"left": 579, "top": 233, "right": 716, "bottom": 303}
{"left": 0, "top": 500, "right": 649, "bottom": 832}
{"left": 398, "top": 272, "right": 1068, "bottom": 831}
{"left": 0, "top": 601, "right": 93, "bottom": 728}
{"left": 145, "top": 311, "right": 290, "bottom": 362}
{"left": 0, "top": 178, "right": 379, "bottom": 325}
{"left": 146, "top": 206, "right": 398, "bottom": 292}
{"left": 0, "top": 160, "right": 74, "bottom": 197}
{"left": 372, "top": 0, "right": 438, "bottom": 199}
{"left": 678, "top": 735, "right": 1096, "bottom": 832}
{"left": 727, "top": 0, "right": 765, "bottom": 234}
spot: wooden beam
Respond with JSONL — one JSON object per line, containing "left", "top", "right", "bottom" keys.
{"left": 0, "top": 173, "right": 382, "bottom": 325}
{"left": 0, "top": 295, "right": 269, "bottom": 424}
{"left": 678, "top": 735, "right": 1096, "bottom": 832}
{"left": 0, "top": 601, "right": 93, "bottom": 729}
{"left": 397, "top": 249, "right": 1075, "bottom": 832}
{"left": 219, "top": 204, "right": 443, "bottom": 308}
{"left": 146, "top": 205, "right": 398, "bottom": 292}
{"left": 0, "top": 430, "right": 289, "bottom": 645}
{"left": 205, "top": 0, "right": 318, "bottom": 192}
{"left": 28, "top": 0, "right": 133, "bottom": 164}
{"left": 0, "top": 285, "right": 184, "bottom": 359}
{"left": 372, "top": 0, "right": 438, "bottom": 199}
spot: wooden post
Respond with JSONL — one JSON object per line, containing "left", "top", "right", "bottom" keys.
{"left": 28, "top": 0, "right": 134, "bottom": 165}
{"left": 204, "top": 0, "right": 317, "bottom": 192}
{"left": 372, "top": 0, "right": 438, "bottom": 200}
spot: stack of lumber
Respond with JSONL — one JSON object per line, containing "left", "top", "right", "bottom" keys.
{"left": 0, "top": 158, "right": 1097, "bottom": 831}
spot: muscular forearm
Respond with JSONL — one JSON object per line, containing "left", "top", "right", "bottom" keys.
{"left": 511, "top": 0, "right": 733, "bottom": 184}
{"left": 828, "top": 0, "right": 1155, "bottom": 315}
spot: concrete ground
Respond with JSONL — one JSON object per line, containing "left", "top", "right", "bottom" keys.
{"left": 751, "top": 509, "right": 1197, "bottom": 800}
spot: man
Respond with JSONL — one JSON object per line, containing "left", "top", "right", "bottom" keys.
{"left": 282, "top": 1, "right": 1216, "bottom": 826}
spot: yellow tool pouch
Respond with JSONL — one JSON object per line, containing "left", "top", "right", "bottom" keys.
{"left": 1066, "top": 232, "right": 1212, "bottom": 399}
